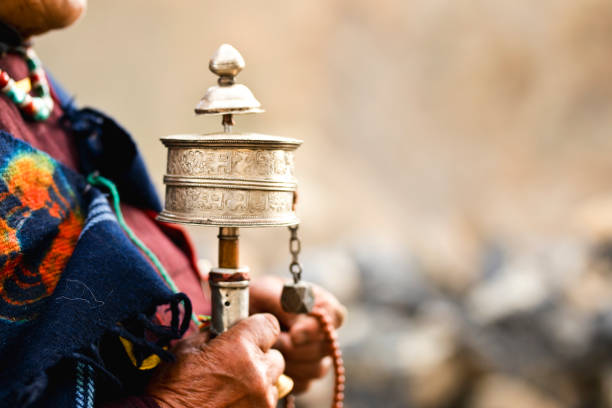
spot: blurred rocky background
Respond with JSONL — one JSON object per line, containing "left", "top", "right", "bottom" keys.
{"left": 36, "top": 0, "right": 612, "bottom": 406}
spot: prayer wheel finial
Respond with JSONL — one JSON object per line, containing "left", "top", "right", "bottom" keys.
{"left": 195, "top": 44, "right": 263, "bottom": 118}
{"left": 209, "top": 44, "right": 245, "bottom": 80}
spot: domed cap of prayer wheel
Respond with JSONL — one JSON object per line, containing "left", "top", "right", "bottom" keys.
{"left": 195, "top": 44, "right": 263, "bottom": 115}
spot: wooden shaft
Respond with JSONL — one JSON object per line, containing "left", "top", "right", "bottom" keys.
{"left": 218, "top": 227, "right": 239, "bottom": 268}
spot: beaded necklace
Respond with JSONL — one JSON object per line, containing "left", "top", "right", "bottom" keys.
{"left": 0, "top": 47, "right": 53, "bottom": 121}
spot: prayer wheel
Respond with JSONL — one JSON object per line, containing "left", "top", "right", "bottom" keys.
{"left": 158, "top": 44, "right": 344, "bottom": 407}
{"left": 158, "top": 44, "right": 301, "bottom": 339}
{"left": 158, "top": 43, "right": 299, "bottom": 397}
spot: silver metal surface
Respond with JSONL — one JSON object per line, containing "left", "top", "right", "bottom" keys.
{"left": 195, "top": 84, "right": 263, "bottom": 115}
{"left": 281, "top": 281, "right": 315, "bottom": 314}
{"left": 161, "top": 133, "right": 303, "bottom": 149}
{"left": 210, "top": 266, "right": 251, "bottom": 335}
{"left": 159, "top": 133, "right": 302, "bottom": 227}
{"left": 195, "top": 44, "right": 263, "bottom": 115}
{"left": 208, "top": 44, "right": 245, "bottom": 78}
{"left": 288, "top": 225, "right": 303, "bottom": 283}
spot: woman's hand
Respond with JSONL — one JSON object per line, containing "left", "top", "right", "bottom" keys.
{"left": 250, "top": 276, "right": 347, "bottom": 394}
{"left": 147, "top": 313, "right": 285, "bottom": 408}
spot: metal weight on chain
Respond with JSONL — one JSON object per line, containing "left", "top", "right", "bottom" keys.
{"left": 281, "top": 225, "right": 315, "bottom": 314}
{"left": 281, "top": 225, "right": 346, "bottom": 408}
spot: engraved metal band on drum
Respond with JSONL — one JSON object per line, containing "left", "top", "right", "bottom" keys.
{"left": 166, "top": 149, "right": 297, "bottom": 181}
{"left": 159, "top": 187, "right": 297, "bottom": 227}
{"left": 159, "top": 133, "right": 302, "bottom": 227}
{"left": 163, "top": 135, "right": 300, "bottom": 180}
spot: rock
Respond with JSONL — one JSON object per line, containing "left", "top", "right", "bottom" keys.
{"left": 410, "top": 215, "right": 484, "bottom": 295}
{"left": 399, "top": 313, "right": 469, "bottom": 408}
{"left": 574, "top": 194, "right": 612, "bottom": 242}
{"left": 410, "top": 354, "right": 474, "bottom": 408}
{"left": 469, "top": 374, "right": 565, "bottom": 408}
{"left": 466, "top": 256, "right": 550, "bottom": 324}
{"left": 349, "top": 238, "right": 429, "bottom": 311}
{"left": 339, "top": 306, "right": 414, "bottom": 407}
{"left": 338, "top": 303, "right": 467, "bottom": 408}
{"left": 565, "top": 262, "right": 612, "bottom": 315}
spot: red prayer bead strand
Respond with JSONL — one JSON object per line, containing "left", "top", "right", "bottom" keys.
{"left": 284, "top": 307, "right": 345, "bottom": 408}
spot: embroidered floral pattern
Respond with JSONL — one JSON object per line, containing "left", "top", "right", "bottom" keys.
{"left": 0, "top": 149, "right": 84, "bottom": 321}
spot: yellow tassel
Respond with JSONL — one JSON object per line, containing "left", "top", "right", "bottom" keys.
{"left": 119, "top": 336, "right": 163, "bottom": 371}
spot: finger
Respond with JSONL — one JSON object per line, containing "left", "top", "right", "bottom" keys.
{"left": 273, "top": 331, "right": 292, "bottom": 353}
{"left": 223, "top": 313, "right": 281, "bottom": 352}
{"left": 289, "top": 317, "right": 326, "bottom": 345}
{"left": 264, "top": 349, "right": 286, "bottom": 384}
{"left": 335, "top": 304, "right": 348, "bottom": 328}
{"left": 312, "top": 286, "right": 346, "bottom": 328}
{"left": 275, "top": 332, "right": 332, "bottom": 362}
{"left": 285, "top": 356, "right": 332, "bottom": 381}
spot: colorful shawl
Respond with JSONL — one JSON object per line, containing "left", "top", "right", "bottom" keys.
{"left": 0, "top": 79, "right": 191, "bottom": 407}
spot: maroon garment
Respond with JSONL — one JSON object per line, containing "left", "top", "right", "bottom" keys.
{"left": 120, "top": 203, "right": 209, "bottom": 320}
{"left": 0, "top": 52, "right": 210, "bottom": 407}
{"left": 0, "top": 53, "right": 79, "bottom": 171}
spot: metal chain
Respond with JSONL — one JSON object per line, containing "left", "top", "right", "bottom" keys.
{"left": 288, "top": 225, "right": 302, "bottom": 283}
{"left": 285, "top": 225, "right": 346, "bottom": 408}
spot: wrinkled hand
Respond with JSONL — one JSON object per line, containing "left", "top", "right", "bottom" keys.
{"left": 148, "top": 314, "right": 285, "bottom": 408}
{"left": 250, "top": 276, "right": 346, "bottom": 394}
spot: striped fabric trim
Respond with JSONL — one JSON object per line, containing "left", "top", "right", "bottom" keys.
{"left": 75, "top": 361, "right": 95, "bottom": 408}
{"left": 79, "top": 195, "right": 117, "bottom": 239}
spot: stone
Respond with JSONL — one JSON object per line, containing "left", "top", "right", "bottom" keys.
{"left": 469, "top": 374, "right": 564, "bottom": 408}
{"left": 350, "top": 238, "right": 429, "bottom": 310}
{"left": 467, "top": 256, "right": 550, "bottom": 324}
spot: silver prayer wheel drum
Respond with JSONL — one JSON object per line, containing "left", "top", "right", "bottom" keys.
{"left": 158, "top": 44, "right": 302, "bottom": 228}
{"left": 158, "top": 132, "right": 301, "bottom": 227}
